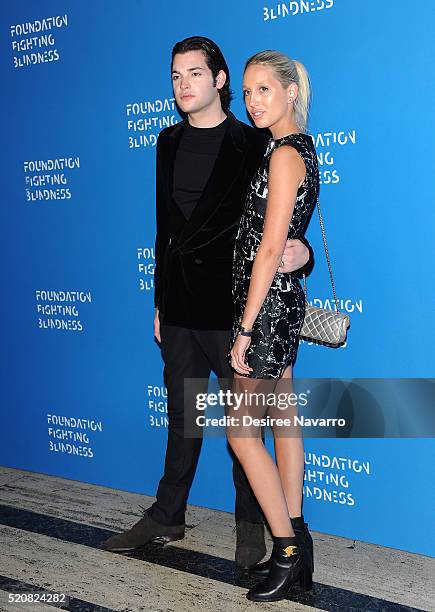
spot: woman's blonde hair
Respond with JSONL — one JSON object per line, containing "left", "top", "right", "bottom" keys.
{"left": 244, "top": 50, "right": 311, "bottom": 132}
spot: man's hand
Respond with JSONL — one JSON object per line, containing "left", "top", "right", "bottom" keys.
{"left": 154, "top": 308, "right": 161, "bottom": 343}
{"left": 278, "top": 239, "right": 309, "bottom": 273}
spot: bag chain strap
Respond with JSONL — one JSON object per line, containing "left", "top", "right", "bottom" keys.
{"left": 303, "top": 198, "right": 340, "bottom": 312}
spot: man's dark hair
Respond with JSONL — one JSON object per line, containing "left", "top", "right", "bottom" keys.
{"left": 171, "top": 36, "right": 233, "bottom": 112}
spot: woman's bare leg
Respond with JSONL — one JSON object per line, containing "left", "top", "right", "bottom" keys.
{"left": 273, "top": 365, "right": 305, "bottom": 518}
{"left": 226, "top": 373, "right": 295, "bottom": 537}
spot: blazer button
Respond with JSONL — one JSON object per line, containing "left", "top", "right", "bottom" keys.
{"left": 194, "top": 257, "right": 203, "bottom": 265}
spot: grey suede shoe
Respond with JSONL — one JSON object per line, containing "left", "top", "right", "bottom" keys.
{"left": 102, "top": 510, "right": 185, "bottom": 552}
{"left": 234, "top": 520, "right": 266, "bottom": 568}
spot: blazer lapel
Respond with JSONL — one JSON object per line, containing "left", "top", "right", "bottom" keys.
{"left": 164, "top": 120, "right": 188, "bottom": 223}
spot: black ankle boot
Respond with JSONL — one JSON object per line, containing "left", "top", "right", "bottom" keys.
{"left": 246, "top": 536, "right": 312, "bottom": 602}
{"left": 292, "top": 515, "right": 314, "bottom": 573}
{"left": 249, "top": 515, "right": 314, "bottom": 578}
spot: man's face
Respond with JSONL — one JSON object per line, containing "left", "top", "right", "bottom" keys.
{"left": 171, "top": 50, "right": 223, "bottom": 114}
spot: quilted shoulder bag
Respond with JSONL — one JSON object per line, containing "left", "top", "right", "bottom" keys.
{"left": 299, "top": 198, "right": 350, "bottom": 347}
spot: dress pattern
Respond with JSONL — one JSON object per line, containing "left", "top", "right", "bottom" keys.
{"left": 228, "top": 132, "right": 319, "bottom": 379}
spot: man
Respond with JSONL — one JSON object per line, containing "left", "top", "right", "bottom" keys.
{"left": 103, "top": 36, "right": 313, "bottom": 568}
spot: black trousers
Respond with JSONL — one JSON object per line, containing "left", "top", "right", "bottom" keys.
{"left": 147, "top": 324, "right": 264, "bottom": 526}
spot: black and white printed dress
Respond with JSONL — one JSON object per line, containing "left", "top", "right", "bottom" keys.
{"left": 228, "top": 132, "right": 319, "bottom": 379}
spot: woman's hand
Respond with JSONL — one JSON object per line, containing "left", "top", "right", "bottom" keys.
{"left": 230, "top": 334, "right": 253, "bottom": 375}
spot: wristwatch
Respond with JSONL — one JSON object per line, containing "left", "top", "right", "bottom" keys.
{"left": 238, "top": 325, "right": 252, "bottom": 337}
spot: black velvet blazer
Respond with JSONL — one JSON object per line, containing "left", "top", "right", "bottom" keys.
{"left": 154, "top": 110, "right": 314, "bottom": 330}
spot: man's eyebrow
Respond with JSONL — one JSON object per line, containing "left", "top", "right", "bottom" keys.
{"left": 171, "top": 66, "right": 206, "bottom": 74}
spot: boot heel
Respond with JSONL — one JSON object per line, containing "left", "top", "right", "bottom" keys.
{"left": 299, "top": 565, "right": 313, "bottom": 591}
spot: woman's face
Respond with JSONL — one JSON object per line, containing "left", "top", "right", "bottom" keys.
{"left": 242, "top": 64, "right": 296, "bottom": 132}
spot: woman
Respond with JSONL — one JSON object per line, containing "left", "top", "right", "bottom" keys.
{"left": 226, "top": 50, "right": 319, "bottom": 602}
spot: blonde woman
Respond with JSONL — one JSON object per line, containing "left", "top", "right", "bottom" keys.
{"left": 227, "top": 51, "right": 319, "bottom": 602}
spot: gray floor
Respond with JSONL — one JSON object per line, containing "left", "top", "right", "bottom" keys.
{"left": 0, "top": 466, "right": 433, "bottom": 611}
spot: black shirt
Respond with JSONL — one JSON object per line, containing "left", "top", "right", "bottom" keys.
{"left": 173, "top": 117, "right": 229, "bottom": 220}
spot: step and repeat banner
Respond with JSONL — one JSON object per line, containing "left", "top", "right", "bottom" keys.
{"left": 1, "top": 1, "right": 434, "bottom": 556}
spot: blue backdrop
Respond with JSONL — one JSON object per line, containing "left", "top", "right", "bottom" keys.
{"left": 1, "top": 0, "right": 434, "bottom": 557}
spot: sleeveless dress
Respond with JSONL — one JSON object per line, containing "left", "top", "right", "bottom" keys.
{"left": 227, "top": 132, "right": 319, "bottom": 379}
